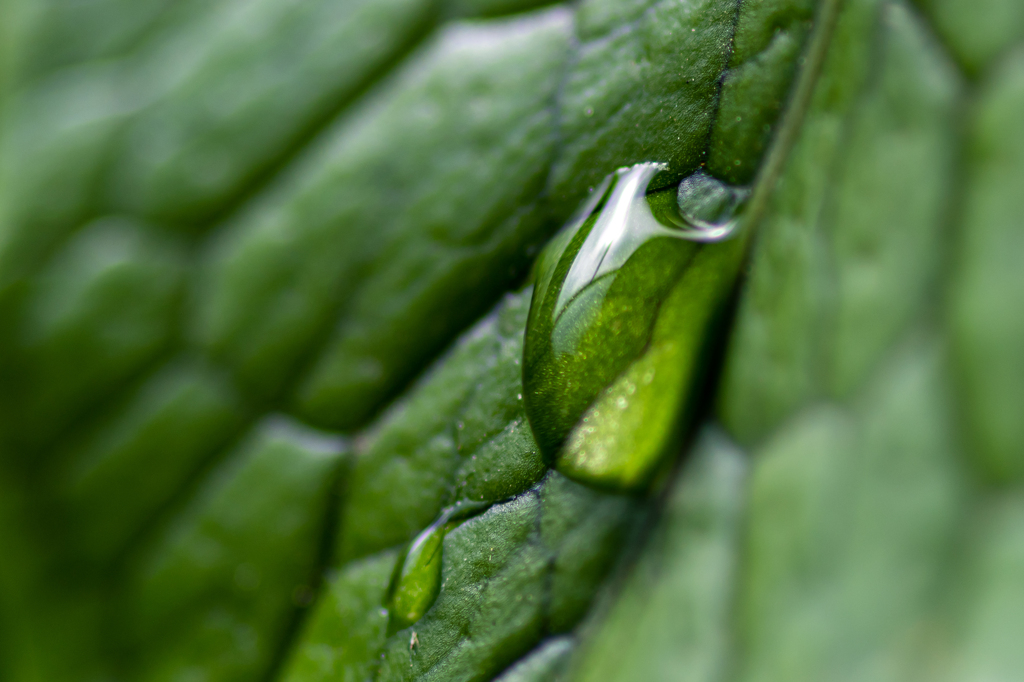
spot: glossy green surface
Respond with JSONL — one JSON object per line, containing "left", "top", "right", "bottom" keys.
{"left": 388, "top": 520, "right": 450, "bottom": 633}
{"left": 555, "top": 237, "right": 743, "bottom": 490}
{"left": 522, "top": 172, "right": 701, "bottom": 461}
{"left": 4, "top": 0, "right": 1024, "bottom": 679}
{"left": 522, "top": 162, "right": 745, "bottom": 489}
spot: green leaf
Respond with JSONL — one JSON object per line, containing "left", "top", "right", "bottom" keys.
{"left": 53, "top": 357, "right": 247, "bottom": 565}
{"left": 1, "top": 217, "right": 186, "bottom": 447}
{"left": 3, "top": 0, "right": 1024, "bottom": 679}
{"left": 335, "top": 289, "right": 544, "bottom": 564}
{"left": 567, "top": 428, "right": 748, "bottom": 682}
{"left": 119, "top": 416, "right": 345, "bottom": 682}
{"left": 193, "top": 9, "right": 572, "bottom": 419}
{"left": 950, "top": 50, "right": 1024, "bottom": 484}
{"left": 280, "top": 549, "right": 399, "bottom": 682}
{"left": 373, "top": 470, "right": 636, "bottom": 682}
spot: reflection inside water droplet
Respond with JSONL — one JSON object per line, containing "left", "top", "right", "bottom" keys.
{"left": 675, "top": 169, "right": 749, "bottom": 232}
{"left": 522, "top": 162, "right": 748, "bottom": 462}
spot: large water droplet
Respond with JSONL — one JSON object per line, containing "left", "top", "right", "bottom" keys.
{"left": 522, "top": 162, "right": 746, "bottom": 476}
{"left": 386, "top": 500, "right": 489, "bottom": 632}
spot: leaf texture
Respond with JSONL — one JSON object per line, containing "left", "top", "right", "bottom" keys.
{"left": 1, "top": 0, "right": 1023, "bottom": 680}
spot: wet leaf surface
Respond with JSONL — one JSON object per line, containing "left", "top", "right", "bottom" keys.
{"left": 2, "top": 0, "right": 1023, "bottom": 680}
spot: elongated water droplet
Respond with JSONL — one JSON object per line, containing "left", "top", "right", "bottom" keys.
{"left": 386, "top": 500, "right": 489, "bottom": 631}
{"left": 522, "top": 162, "right": 746, "bottom": 476}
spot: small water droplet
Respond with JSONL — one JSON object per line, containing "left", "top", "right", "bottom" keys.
{"left": 386, "top": 500, "right": 490, "bottom": 632}
{"left": 387, "top": 520, "right": 446, "bottom": 633}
